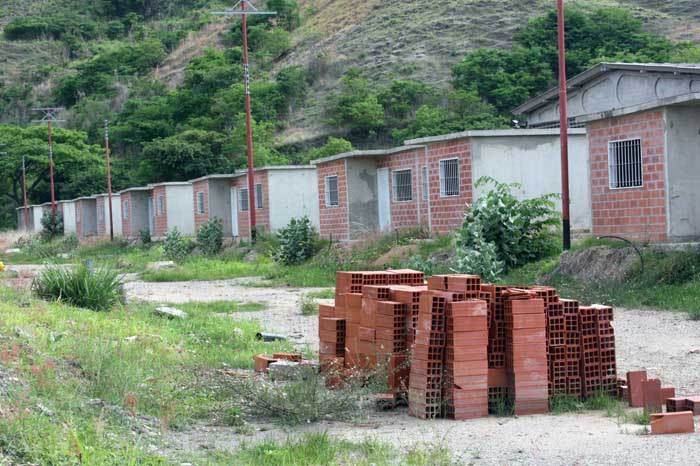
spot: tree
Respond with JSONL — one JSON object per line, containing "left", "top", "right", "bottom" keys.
{"left": 299, "top": 137, "right": 354, "bottom": 164}
{"left": 226, "top": 115, "right": 290, "bottom": 167}
{"left": 327, "top": 70, "right": 385, "bottom": 137}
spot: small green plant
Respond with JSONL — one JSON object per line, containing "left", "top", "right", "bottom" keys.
{"left": 138, "top": 228, "right": 151, "bottom": 246}
{"left": 405, "top": 254, "right": 437, "bottom": 275}
{"left": 299, "top": 294, "right": 319, "bottom": 315}
{"left": 196, "top": 217, "right": 224, "bottom": 256}
{"left": 452, "top": 231, "right": 504, "bottom": 282}
{"left": 163, "top": 227, "right": 191, "bottom": 262}
{"left": 32, "top": 264, "right": 125, "bottom": 311}
{"left": 274, "top": 216, "right": 317, "bottom": 266}
{"left": 550, "top": 394, "right": 585, "bottom": 413}
{"left": 40, "top": 210, "right": 64, "bottom": 241}
{"left": 689, "top": 309, "right": 700, "bottom": 321}
{"left": 490, "top": 396, "right": 514, "bottom": 417}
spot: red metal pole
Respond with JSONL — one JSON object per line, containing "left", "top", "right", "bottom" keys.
{"left": 557, "top": 0, "right": 571, "bottom": 250}
{"left": 22, "top": 156, "right": 29, "bottom": 230}
{"left": 105, "top": 120, "right": 114, "bottom": 241}
{"left": 241, "top": 1, "right": 257, "bottom": 242}
{"left": 48, "top": 119, "right": 57, "bottom": 225}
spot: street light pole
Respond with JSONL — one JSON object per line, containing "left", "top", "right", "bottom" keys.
{"left": 557, "top": 0, "right": 571, "bottom": 250}
{"left": 22, "top": 156, "right": 30, "bottom": 230}
{"left": 33, "top": 107, "right": 65, "bottom": 227}
{"left": 213, "top": 1, "right": 276, "bottom": 243}
{"left": 104, "top": 120, "right": 115, "bottom": 241}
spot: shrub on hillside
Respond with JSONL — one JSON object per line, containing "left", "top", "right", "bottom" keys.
{"left": 197, "top": 217, "right": 224, "bottom": 256}
{"left": 40, "top": 210, "right": 64, "bottom": 241}
{"left": 274, "top": 216, "right": 317, "bottom": 266}
{"left": 163, "top": 227, "right": 191, "bottom": 263}
{"left": 454, "top": 177, "right": 559, "bottom": 273}
{"left": 32, "top": 264, "right": 124, "bottom": 311}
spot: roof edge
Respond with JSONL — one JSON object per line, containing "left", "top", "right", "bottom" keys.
{"left": 311, "top": 145, "right": 425, "bottom": 165}
{"left": 405, "top": 128, "right": 586, "bottom": 145}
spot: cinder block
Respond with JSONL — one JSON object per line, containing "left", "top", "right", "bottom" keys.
{"left": 626, "top": 370, "right": 647, "bottom": 407}
{"left": 254, "top": 355, "right": 277, "bottom": 373}
{"left": 661, "top": 386, "right": 676, "bottom": 401}
{"left": 642, "top": 378, "right": 663, "bottom": 413}
{"left": 650, "top": 411, "right": 695, "bottom": 435}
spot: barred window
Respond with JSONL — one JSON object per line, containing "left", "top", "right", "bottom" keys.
{"left": 157, "top": 194, "right": 165, "bottom": 216}
{"left": 439, "top": 158, "right": 460, "bottom": 197}
{"left": 255, "top": 183, "right": 263, "bottom": 209}
{"left": 392, "top": 169, "right": 413, "bottom": 202}
{"left": 98, "top": 203, "right": 104, "bottom": 222}
{"left": 325, "top": 175, "right": 339, "bottom": 207}
{"left": 123, "top": 200, "right": 129, "bottom": 219}
{"left": 196, "top": 192, "right": 205, "bottom": 214}
{"left": 608, "top": 139, "right": 643, "bottom": 189}
{"left": 239, "top": 188, "right": 250, "bottom": 212}
{"left": 421, "top": 166, "right": 428, "bottom": 201}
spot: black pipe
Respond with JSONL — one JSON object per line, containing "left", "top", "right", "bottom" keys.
{"left": 596, "top": 235, "right": 644, "bottom": 275}
{"left": 256, "top": 332, "right": 287, "bottom": 342}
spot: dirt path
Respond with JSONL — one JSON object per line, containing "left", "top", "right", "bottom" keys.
{"left": 126, "top": 279, "right": 700, "bottom": 464}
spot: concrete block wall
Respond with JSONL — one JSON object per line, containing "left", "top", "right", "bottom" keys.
{"left": 587, "top": 110, "right": 668, "bottom": 241}
{"left": 376, "top": 147, "right": 428, "bottom": 231}
{"left": 231, "top": 173, "right": 270, "bottom": 239}
{"left": 193, "top": 180, "right": 210, "bottom": 231}
{"left": 152, "top": 186, "right": 168, "bottom": 237}
{"left": 317, "top": 159, "right": 349, "bottom": 240}
{"left": 121, "top": 193, "right": 134, "bottom": 237}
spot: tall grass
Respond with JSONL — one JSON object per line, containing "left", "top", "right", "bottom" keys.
{"left": 32, "top": 264, "right": 125, "bottom": 311}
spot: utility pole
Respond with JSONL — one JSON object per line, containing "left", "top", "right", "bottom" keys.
{"left": 22, "top": 156, "right": 30, "bottom": 230}
{"left": 557, "top": 0, "right": 571, "bottom": 250}
{"left": 104, "top": 120, "right": 115, "bottom": 241}
{"left": 33, "top": 107, "right": 66, "bottom": 227}
{"left": 213, "top": 1, "right": 276, "bottom": 243}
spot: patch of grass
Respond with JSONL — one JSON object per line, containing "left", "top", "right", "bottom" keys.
{"left": 305, "top": 289, "right": 335, "bottom": 299}
{"left": 299, "top": 295, "right": 319, "bottom": 315}
{"left": 265, "top": 263, "right": 337, "bottom": 287}
{"left": 626, "top": 410, "right": 651, "bottom": 425}
{"left": 550, "top": 394, "right": 585, "bottom": 413}
{"left": 491, "top": 397, "right": 514, "bottom": 417}
{"left": 177, "top": 300, "right": 267, "bottom": 313}
{"left": 32, "top": 263, "right": 125, "bottom": 311}
{"left": 141, "top": 256, "right": 276, "bottom": 282}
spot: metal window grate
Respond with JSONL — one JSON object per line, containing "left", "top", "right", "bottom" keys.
{"left": 421, "top": 166, "right": 428, "bottom": 201}
{"left": 255, "top": 183, "right": 263, "bottom": 209}
{"left": 196, "top": 192, "right": 205, "bottom": 214}
{"left": 439, "top": 158, "right": 460, "bottom": 197}
{"left": 158, "top": 195, "right": 165, "bottom": 216}
{"left": 392, "top": 169, "right": 413, "bottom": 202}
{"left": 325, "top": 175, "right": 339, "bottom": 207}
{"left": 608, "top": 139, "right": 643, "bottom": 189}
{"left": 123, "top": 200, "right": 129, "bottom": 219}
{"left": 239, "top": 188, "right": 250, "bottom": 212}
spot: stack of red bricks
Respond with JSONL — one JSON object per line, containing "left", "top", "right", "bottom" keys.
{"left": 319, "top": 270, "right": 619, "bottom": 421}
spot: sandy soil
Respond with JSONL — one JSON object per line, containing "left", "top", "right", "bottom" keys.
{"left": 122, "top": 279, "right": 700, "bottom": 465}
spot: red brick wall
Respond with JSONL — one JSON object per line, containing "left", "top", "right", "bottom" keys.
{"left": 96, "top": 198, "right": 106, "bottom": 238}
{"left": 121, "top": 193, "right": 132, "bottom": 237}
{"left": 425, "top": 138, "right": 473, "bottom": 234}
{"left": 317, "top": 159, "right": 349, "bottom": 240}
{"left": 376, "top": 147, "right": 427, "bottom": 231}
{"left": 588, "top": 110, "right": 668, "bottom": 241}
{"left": 152, "top": 186, "right": 168, "bottom": 237}
{"left": 231, "top": 173, "right": 270, "bottom": 239}
{"left": 75, "top": 201, "right": 85, "bottom": 238}
{"left": 193, "top": 180, "right": 210, "bottom": 231}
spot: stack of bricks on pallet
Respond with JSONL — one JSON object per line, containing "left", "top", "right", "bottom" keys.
{"left": 318, "top": 270, "right": 619, "bottom": 421}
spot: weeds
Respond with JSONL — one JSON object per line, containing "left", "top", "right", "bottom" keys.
{"left": 299, "top": 294, "right": 319, "bottom": 315}
{"left": 32, "top": 264, "right": 125, "bottom": 311}
{"left": 305, "top": 289, "right": 335, "bottom": 299}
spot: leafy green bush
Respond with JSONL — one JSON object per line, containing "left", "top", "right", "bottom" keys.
{"left": 32, "top": 264, "right": 125, "bottom": 311}
{"left": 163, "top": 227, "right": 191, "bottom": 263}
{"left": 299, "top": 294, "right": 319, "bottom": 316}
{"left": 40, "top": 210, "right": 64, "bottom": 241}
{"left": 138, "top": 228, "right": 151, "bottom": 246}
{"left": 648, "top": 247, "right": 700, "bottom": 285}
{"left": 275, "top": 216, "right": 317, "bottom": 266}
{"left": 196, "top": 217, "right": 224, "bottom": 256}
{"left": 452, "top": 232, "right": 504, "bottom": 282}
{"left": 454, "top": 177, "right": 559, "bottom": 273}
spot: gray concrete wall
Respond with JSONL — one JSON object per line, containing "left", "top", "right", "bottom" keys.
{"left": 80, "top": 199, "right": 98, "bottom": 237}
{"left": 471, "top": 133, "right": 592, "bottom": 232}
{"left": 111, "top": 194, "right": 123, "bottom": 237}
{"left": 268, "top": 169, "right": 321, "bottom": 231}
{"left": 347, "top": 157, "right": 379, "bottom": 240}
{"left": 131, "top": 192, "right": 151, "bottom": 235}
{"left": 166, "top": 185, "right": 195, "bottom": 235}
{"left": 63, "top": 202, "right": 77, "bottom": 235}
{"left": 665, "top": 106, "right": 700, "bottom": 240}
{"left": 32, "top": 206, "right": 43, "bottom": 231}
{"left": 209, "top": 179, "right": 233, "bottom": 236}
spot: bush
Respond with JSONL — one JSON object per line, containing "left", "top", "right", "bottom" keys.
{"left": 40, "top": 210, "right": 64, "bottom": 241}
{"left": 32, "top": 264, "right": 125, "bottom": 311}
{"left": 455, "top": 177, "right": 559, "bottom": 272}
{"left": 274, "top": 216, "right": 317, "bottom": 266}
{"left": 452, "top": 233, "right": 504, "bottom": 282}
{"left": 163, "top": 227, "right": 191, "bottom": 263}
{"left": 299, "top": 294, "right": 319, "bottom": 315}
{"left": 138, "top": 228, "right": 151, "bottom": 246}
{"left": 196, "top": 217, "right": 224, "bottom": 256}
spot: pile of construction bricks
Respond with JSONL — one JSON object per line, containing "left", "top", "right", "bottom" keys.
{"left": 318, "top": 270, "right": 618, "bottom": 420}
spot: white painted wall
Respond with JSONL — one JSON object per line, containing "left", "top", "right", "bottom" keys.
{"left": 165, "top": 185, "right": 195, "bottom": 235}
{"left": 32, "top": 206, "right": 43, "bottom": 232}
{"left": 471, "top": 133, "right": 591, "bottom": 231}
{"left": 268, "top": 169, "right": 321, "bottom": 231}
{"left": 63, "top": 202, "right": 77, "bottom": 235}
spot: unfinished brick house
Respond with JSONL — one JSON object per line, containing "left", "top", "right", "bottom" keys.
{"left": 516, "top": 62, "right": 700, "bottom": 242}
{"left": 312, "top": 129, "right": 590, "bottom": 241}
{"left": 119, "top": 187, "right": 152, "bottom": 239}
{"left": 229, "top": 166, "right": 319, "bottom": 240}
{"left": 94, "top": 193, "right": 122, "bottom": 238}
{"left": 147, "top": 182, "right": 195, "bottom": 238}
{"left": 189, "top": 174, "right": 236, "bottom": 237}
{"left": 74, "top": 197, "right": 97, "bottom": 239}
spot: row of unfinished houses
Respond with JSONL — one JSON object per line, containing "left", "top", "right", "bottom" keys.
{"left": 16, "top": 63, "right": 700, "bottom": 243}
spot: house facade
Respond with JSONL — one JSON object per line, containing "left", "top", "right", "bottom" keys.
{"left": 75, "top": 197, "right": 97, "bottom": 239}
{"left": 59, "top": 200, "right": 77, "bottom": 235}
{"left": 148, "top": 182, "right": 195, "bottom": 237}
{"left": 190, "top": 174, "right": 236, "bottom": 237}
{"left": 95, "top": 194, "right": 123, "bottom": 238}
{"left": 119, "top": 187, "right": 152, "bottom": 239}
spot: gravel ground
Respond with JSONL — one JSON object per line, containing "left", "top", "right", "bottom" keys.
{"left": 126, "top": 280, "right": 700, "bottom": 463}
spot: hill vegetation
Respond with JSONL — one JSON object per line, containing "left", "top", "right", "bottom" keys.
{"left": 1, "top": 0, "right": 700, "bottom": 228}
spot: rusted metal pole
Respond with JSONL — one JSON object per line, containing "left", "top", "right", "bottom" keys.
{"left": 241, "top": 0, "right": 257, "bottom": 242}
{"left": 105, "top": 120, "right": 114, "bottom": 241}
{"left": 22, "top": 156, "right": 29, "bottom": 230}
{"left": 48, "top": 119, "right": 56, "bottom": 225}
{"left": 557, "top": 0, "right": 571, "bottom": 250}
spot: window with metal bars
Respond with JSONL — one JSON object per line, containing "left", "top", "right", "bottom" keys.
{"left": 196, "top": 192, "right": 205, "bottom": 214}
{"left": 239, "top": 188, "right": 250, "bottom": 212}
{"left": 325, "top": 175, "right": 339, "bottom": 207}
{"left": 439, "top": 158, "right": 460, "bottom": 197}
{"left": 98, "top": 203, "right": 104, "bottom": 222}
{"left": 157, "top": 194, "right": 165, "bottom": 216}
{"left": 255, "top": 183, "right": 263, "bottom": 209}
{"left": 421, "top": 166, "right": 428, "bottom": 201}
{"left": 123, "top": 200, "right": 129, "bottom": 219}
{"left": 608, "top": 139, "right": 643, "bottom": 189}
{"left": 392, "top": 169, "right": 413, "bottom": 202}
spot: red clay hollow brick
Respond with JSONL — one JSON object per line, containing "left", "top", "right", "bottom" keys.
{"left": 626, "top": 370, "right": 647, "bottom": 407}
{"left": 650, "top": 412, "right": 695, "bottom": 435}
{"left": 254, "top": 355, "right": 277, "bottom": 373}
{"left": 660, "top": 387, "right": 676, "bottom": 401}
{"left": 642, "top": 378, "right": 663, "bottom": 413}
